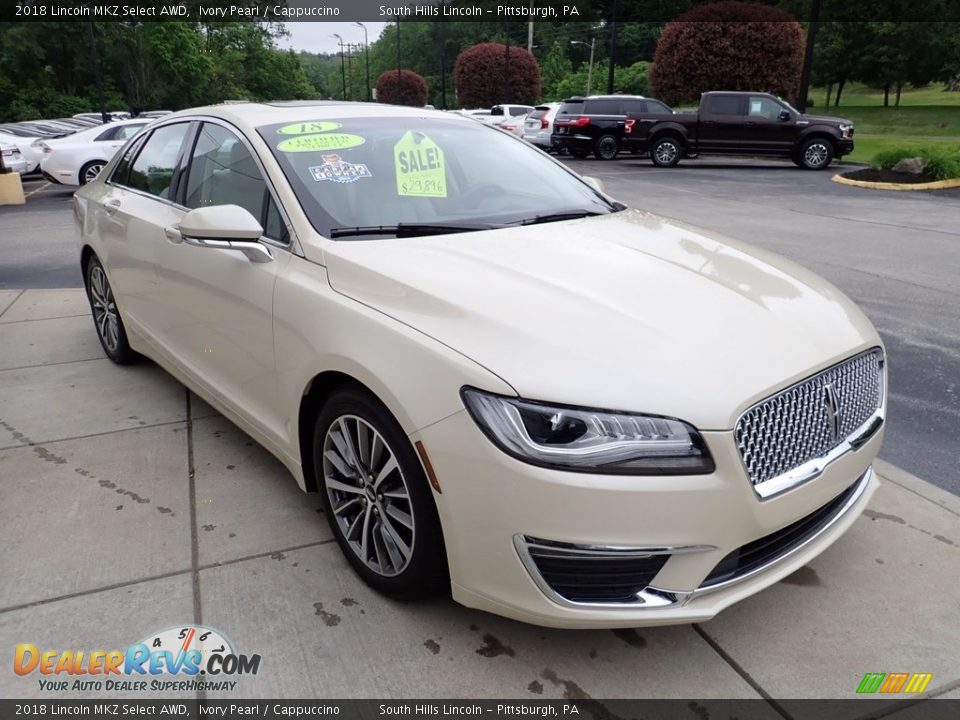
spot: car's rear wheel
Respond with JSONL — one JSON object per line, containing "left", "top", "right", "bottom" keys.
{"left": 594, "top": 134, "right": 619, "bottom": 160}
{"left": 84, "top": 255, "right": 138, "bottom": 364}
{"left": 799, "top": 138, "right": 834, "bottom": 170}
{"left": 651, "top": 137, "right": 682, "bottom": 168}
{"left": 314, "top": 388, "right": 447, "bottom": 599}
{"left": 80, "top": 160, "right": 107, "bottom": 186}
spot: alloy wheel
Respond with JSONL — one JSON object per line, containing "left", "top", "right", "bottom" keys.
{"left": 84, "top": 163, "right": 105, "bottom": 184}
{"left": 655, "top": 142, "right": 678, "bottom": 165}
{"left": 803, "top": 143, "right": 829, "bottom": 168}
{"left": 322, "top": 415, "right": 415, "bottom": 577}
{"left": 89, "top": 265, "right": 119, "bottom": 353}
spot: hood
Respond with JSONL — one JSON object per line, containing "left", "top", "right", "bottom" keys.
{"left": 799, "top": 113, "right": 853, "bottom": 126}
{"left": 322, "top": 210, "right": 879, "bottom": 430}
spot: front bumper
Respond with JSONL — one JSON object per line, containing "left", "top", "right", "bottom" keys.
{"left": 414, "top": 410, "right": 882, "bottom": 628}
{"left": 837, "top": 138, "right": 855, "bottom": 156}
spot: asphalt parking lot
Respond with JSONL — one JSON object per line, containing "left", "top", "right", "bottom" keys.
{"left": 1, "top": 165, "right": 958, "bottom": 711}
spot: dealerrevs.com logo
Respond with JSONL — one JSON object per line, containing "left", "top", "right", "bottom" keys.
{"left": 14, "top": 625, "right": 261, "bottom": 693}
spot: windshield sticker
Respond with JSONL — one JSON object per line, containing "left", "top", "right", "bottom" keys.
{"left": 277, "top": 133, "right": 365, "bottom": 153}
{"left": 308, "top": 154, "right": 372, "bottom": 184}
{"left": 393, "top": 131, "right": 446, "bottom": 198}
{"left": 277, "top": 121, "right": 342, "bottom": 135}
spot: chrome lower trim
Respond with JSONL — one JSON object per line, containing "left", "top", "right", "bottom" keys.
{"left": 752, "top": 411, "right": 883, "bottom": 499}
{"left": 514, "top": 466, "right": 874, "bottom": 611}
{"left": 513, "top": 535, "right": 711, "bottom": 609}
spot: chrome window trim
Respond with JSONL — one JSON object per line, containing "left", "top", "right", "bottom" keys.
{"left": 514, "top": 465, "right": 873, "bottom": 611}
{"left": 736, "top": 348, "right": 886, "bottom": 499}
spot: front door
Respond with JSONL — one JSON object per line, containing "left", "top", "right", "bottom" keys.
{"left": 740, "top": 95, "right": 796, "bottom": 155}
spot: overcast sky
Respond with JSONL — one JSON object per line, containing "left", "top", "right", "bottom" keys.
{"left": 277, "top": 22, "right": 388, "bottom": 55}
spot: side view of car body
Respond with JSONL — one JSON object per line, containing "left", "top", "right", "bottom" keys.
{"left": 74, "top": 102, "right": 885, "bottom": 629}
{"left": 628, "top": 91, "right": 855, "bottom": 169}
{"left": 40, "top": 119, "right": 149, "bottom": 185}
{"left": 552, "top": 95, "right": 671, "bottom": 160}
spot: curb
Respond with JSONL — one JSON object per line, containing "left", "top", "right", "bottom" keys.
{"left": 832, "top": 173, "right": 960, "bottom": 191}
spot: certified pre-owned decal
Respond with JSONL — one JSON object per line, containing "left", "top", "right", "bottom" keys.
{"left": 309, "top": 154, "right": 372, "bottom": 184}
{"left": 393, "top": 130, "right": 446, "bottom": 198}
{"left": 277, "top": 133, "right": 365, "bottom": 153}
{"left": 277, "top": 121, "right": 342, "bottom": 135}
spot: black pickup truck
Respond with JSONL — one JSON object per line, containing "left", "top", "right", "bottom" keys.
{"left": 626, "top": 91, "right": 855, "bottom": 170}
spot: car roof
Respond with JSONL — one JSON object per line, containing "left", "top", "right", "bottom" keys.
{"left": 159, "top": 101, "right": 474, "bottom": 133}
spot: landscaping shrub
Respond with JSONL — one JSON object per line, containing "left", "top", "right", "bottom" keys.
{"left": 454, "top": 43, "right": 541, "bottom": 108}
{"left": 650, "top": 1, "right": 804, "bottom": 106}
{"left": 872, "top": 145, "right": 960, "bottom": 180}
{"left": 376, "top": 69, "right": 428, "bottom": 107}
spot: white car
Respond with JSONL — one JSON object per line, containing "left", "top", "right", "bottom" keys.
{"left": 39, "top": 119, "right": 149, "bottom": 185}
{"left": 522, "top": 103, "right": 561, "bottom": 150}
{"left": 74, "top": 103, "right": 885, "bottom": 629}
{"left": 1, "top": 144, "right": 28, "bottom": 174}
{"left": 0, "top": 129, "right": 44, "bottom": 174}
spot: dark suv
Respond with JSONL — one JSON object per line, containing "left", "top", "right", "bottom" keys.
{"left": 551, "top": 95, "right": 673, "bottom": 160}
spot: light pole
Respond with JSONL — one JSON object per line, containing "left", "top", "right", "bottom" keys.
{"left": 354, "top": 22, "right": 371, "bottom": 102}
{"left": 571, "top": 39, "right": 596, "bottom": 96}
{"left": 332, "top": 33, "right": 346, "bottom": 100}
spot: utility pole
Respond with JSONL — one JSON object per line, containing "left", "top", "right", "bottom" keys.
{"left": 797, "top": 0, "right": 822, "bottom": 112}
{"left": 85, "top": 22, "right": 108, "bottom": 123}
{"left": 354, "top": 22, "right": 370, "bottom": 101}
{"left": 396, "top": 20, "right": 401, "bottom": 98}
{"left": 607, "top": 0, "right": 619, "bottom": 94}
{"left": 527, "top": 0, "right": 534, "bottom": 52}
{"left": 439, "top": 22, "right": 448, "bottom": 109}
{"left": 571, "top": 39, "right": 596, "bottom": 96}
{"left": 332, "top": 33, "right": 346, "bottom": 99}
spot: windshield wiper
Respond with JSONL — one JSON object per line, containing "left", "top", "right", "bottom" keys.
{"left": 329, "top": 223, "right": 491, "bottom": 239}
{"left": 514, "top": 210, "right": 604, "bottom": 226}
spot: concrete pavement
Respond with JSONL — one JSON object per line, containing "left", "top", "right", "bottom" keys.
{"left": 0, "top": 289, "right": 957, "bottom": 715}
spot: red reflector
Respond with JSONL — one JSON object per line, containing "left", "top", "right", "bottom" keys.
{"left": 624, "top": 119, "right": 635, "bottom": 134}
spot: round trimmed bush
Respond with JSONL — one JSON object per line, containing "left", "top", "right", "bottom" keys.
{"left": 376, "top": 69, "right": 428, "bottom": 107}
{"left": 454, "top": 42, "right": 541, "bottom": 108}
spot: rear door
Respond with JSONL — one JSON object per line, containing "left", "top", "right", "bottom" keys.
{"left": 698, "top": 94, "right": 746, "bottom": 152}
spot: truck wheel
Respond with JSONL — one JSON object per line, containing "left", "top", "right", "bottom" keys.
{"left": 799, "top": 138, "right": 834, "bottom": 170}
{"left": 651, "top": 137, "right": 682, "bottom": 168}
{"left": 594, "top": 134, "right": 620, "bottom": 160}
{"left": 570, "top": 147, "right": 590, "bottom": 159}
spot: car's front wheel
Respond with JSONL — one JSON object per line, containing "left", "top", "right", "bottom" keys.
{"left": 84, "top": 255, "right": 138, "bottom": 364}
{"left": 651, "top": 137, "right": 682, "bottom": 168}
{"left": 798, "top": 138, "right": 834, "bottom": 170}
{"left": 79, "top": 160, "right": 107, "bottom": 186}
{"left": 314, "top": 388, "right": 447, "bottom": 599}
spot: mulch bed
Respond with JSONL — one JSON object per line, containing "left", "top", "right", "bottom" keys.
{"left": 840, "top": 167, "right": 939, "bottom": 184}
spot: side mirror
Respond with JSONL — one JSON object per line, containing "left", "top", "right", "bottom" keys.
{"left": 778, "top": 110, "right": 792, "bottom": 122}
{"left": 583, "top": 176, "right": 605, "bottom": 194}
{"left": 167, "top": 205, "right": 273, "bottom": 264}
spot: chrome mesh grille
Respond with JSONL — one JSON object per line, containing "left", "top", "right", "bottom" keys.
{"left": 735, "top": 350, "right": 883, "bottom": 487}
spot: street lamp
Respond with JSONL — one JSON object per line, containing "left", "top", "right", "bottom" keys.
{"left": 332, "top": 33, "right": 346, "bottom": 100}
{"left": 570, "top": 39, "right": 596, "bottom": 96}
{"left": 354, "top": 22, "right": 371, "bottom": 102}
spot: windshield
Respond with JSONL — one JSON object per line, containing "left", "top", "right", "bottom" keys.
{"left": 258, "top": 116, "right": 619, "bottom": 239}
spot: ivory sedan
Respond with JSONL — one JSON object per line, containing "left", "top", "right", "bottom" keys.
{"left": 73, "top": 102, "right": 885, "bottom": 628}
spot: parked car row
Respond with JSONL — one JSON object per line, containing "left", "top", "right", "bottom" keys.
{"left": 0, "top": 111, "right": 170, "bottom": 177}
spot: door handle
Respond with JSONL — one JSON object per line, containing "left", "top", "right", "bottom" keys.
{"left": 164, "top": 225, "right": 183, "bottom": 243}
{"left": 744, "top": 121, "right": 757, "bottom": 126}
{"left": 702, "top": 120, "right": 717, "bottom": 126}
{"left": 104, "top": 199, "right": 121, "bottom": 215}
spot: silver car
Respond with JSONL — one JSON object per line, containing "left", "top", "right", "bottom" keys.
{"left": 522, "top": 103, "right": 561, "bottom": 150}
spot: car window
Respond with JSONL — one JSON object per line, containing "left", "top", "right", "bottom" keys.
{"left": 586, "top": 100, "right": 621, "bottom": 115}
{"left": 705, "top": 95, "right": 743, "bottom": 116}
{"left": 646, "top": 100, "right": 673, "bottom": 114}
{"left": 125, "top": 123, "right": 190, "bottom": 200}
{"left": 184, "top": 122, "right": 269, "bottom": 225}
{"left": 257, "top": 115, "right": 618, "bottom": 239}
{"left": 748, "top": 96, "right": 784, "bottom": 120}
{"left": 622, "top": 99, "right": 645, "bottom": 113}
{"left": 110, "top": 135, "right": 147, "bottom": 186}
{"left": 94, "top": 126, "right": 120, "bottom": 142}
{"left": 490, "top": 106, "right": 504, "bottom": 116}
{"left": 509, "top": 107, "right": 530, "bottom": 117}
{"left": 115, "top": 124, "right": 145, "bottom": 140}
{"left": 263, "top": 194, "right": 289, "bottom": 243}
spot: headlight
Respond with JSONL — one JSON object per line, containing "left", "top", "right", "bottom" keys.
{"left": 461, "top": 387, "right": 714, "bottom": 475}
{"left": 839, "top": 124, "right": 853, "bottom": 138}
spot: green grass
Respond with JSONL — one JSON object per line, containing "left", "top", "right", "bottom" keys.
{"left": 806, "top": 84, "right": 960, "bottom": 163}
{"left": 870, "top": 144, "right": 960, "bottom": 180}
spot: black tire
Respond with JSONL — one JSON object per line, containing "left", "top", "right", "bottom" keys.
{"left": 314, "top": 387, "right": 447, "bottom": 600}
{"left": 790, "top": 151, "right": 805, "bottom": 168}
{"left": 594, "top": 133, "right": 620, "bottom": 160}
{"left": 79, "top": 160, "right": 108, "bottom": 186}
{"left": 798, "top": 138, "right": 834, "bottom": 170}
{"left": 651, "top": 136, "right": 682, "bottom": 168}
{"left": 84, "top": 255, "right": 138, "bottom": 364}
{"left": 569, "top": 146, "right": 590, "bottom": 159}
